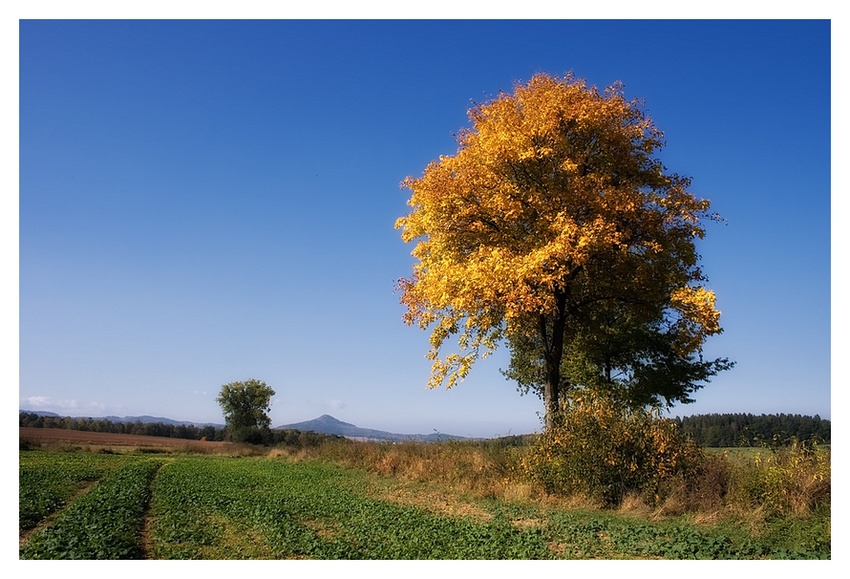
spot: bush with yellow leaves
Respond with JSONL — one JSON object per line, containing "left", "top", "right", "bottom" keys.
{"left": 523, "top": 394, "right": 703, "bottom": 507}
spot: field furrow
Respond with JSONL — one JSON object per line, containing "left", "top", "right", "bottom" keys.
{"left": 20, "top": 457, "right": 164, "bottom": 559}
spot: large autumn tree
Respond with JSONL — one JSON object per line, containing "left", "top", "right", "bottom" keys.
{"left": 396, "top": 73, "right": 728, "bottom": 429}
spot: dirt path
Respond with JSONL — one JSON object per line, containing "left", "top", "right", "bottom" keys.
{"left": 138, "top": 462, "right": 166, "bottom": 559}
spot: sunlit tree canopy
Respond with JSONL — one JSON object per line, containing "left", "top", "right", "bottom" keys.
{"left": 396, "top": 73, "right": 729, "bottom": 427}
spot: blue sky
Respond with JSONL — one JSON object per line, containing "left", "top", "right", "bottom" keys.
{"left": 13, "top": 18, "right": 834, "bottom": 438}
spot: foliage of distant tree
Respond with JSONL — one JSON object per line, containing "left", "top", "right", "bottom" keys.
{"left": 396, "top": 72, "right": 730, "bottom": 429}
{"left": 216, "top": 379, "right": 276, "bottom": 444}
{"left": 676, "top": 413, "right": 830, "bottom": 447}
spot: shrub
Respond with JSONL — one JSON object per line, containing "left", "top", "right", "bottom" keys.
{"left": 683, "top": 452, "right": 734, "bottom": 513}
{"left": 522, "top": 395, "right": 703, "bottom": 507}
{"left": 731, "top": 439, "right": 830, "bottom": 516}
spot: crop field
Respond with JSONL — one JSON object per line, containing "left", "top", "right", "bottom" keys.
{"left": 19, "top": 444, "right": 830, "bottom": 560}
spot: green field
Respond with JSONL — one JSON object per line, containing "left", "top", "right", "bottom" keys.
{"left": 19, "top": 448, "right": 829, "bottom": 560}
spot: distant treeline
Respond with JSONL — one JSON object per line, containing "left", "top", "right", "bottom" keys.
{"left": 19, "top": 411, "right": 831, "bottom": 448}
{"left": 18, "top": 412, "right": 340, "bottom": 447}
{"left": 675, "top": 413, "right": 830, "bottom": 447}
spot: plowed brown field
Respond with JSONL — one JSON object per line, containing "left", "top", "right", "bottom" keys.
{"left": 19, "top": 427, "right": 231, "bottom": 450}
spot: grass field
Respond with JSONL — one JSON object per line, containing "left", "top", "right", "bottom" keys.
{"left": 18, "top": 432, "right": 831, "bottom": 560}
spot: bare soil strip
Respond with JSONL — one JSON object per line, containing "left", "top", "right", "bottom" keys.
{"left": 138, "top": 462, "right": 165, "bottom": 559}
{"left": 20, "top": 427, "right": 229, "bottom": 450}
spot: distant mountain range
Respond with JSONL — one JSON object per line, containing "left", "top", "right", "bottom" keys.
{"left": 276, "top": 414, "right": 468, "bottom": 442}
{"left": 19, "top": 410, "right": 466, "bottom": 442}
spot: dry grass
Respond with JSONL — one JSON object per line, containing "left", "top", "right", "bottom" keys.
{"left": 269, "top": 438, "right": 545, "bottom": 509}
{"left": 373, "top": 486, "right": 494, "bottom": 523}
{"left": 282, "top": 435, "right": 831, "bottom": 531}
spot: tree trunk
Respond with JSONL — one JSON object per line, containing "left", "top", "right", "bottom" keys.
{"left": 541, "top": 290, "right": 568, "bottom": 430}
{"left": 543, "top": 361, "right": 560, "bottom": 431}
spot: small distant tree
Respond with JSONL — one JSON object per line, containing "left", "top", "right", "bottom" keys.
{"left": 216, "top": 379, "right": 276, "bottom": 444}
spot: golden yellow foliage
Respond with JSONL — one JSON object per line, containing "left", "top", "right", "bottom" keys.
{"left": 396, "top": 73, "right": 722, "bottom": 402}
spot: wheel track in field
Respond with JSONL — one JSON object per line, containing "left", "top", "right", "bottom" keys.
{"left": 138, "top": 461, "right": 167, "bottom": 559}
{"left": 20, "top": 460, "right": 167, "bottom": 559}
{"left": 19, "top": 481, "right": 98, "bottom": 548}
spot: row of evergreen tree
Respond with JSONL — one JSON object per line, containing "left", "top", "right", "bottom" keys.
{"left": 675, "top": 413, "right": 830, "bottom": 447}
{"left": 18, "top": 412, "right": 338, "bottom": 447}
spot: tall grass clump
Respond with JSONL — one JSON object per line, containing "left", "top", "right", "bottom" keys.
{"left": 273, "top": 437, "right": 529, "bottom": 500}
{"left": 522, "top": 395, "right": 703, "bottom": 507}
{"left": 359, "top": 439, "right": 520, "bottom": 497}
{"left": 727, "top": 440, "right": 830, "bottom": 517}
